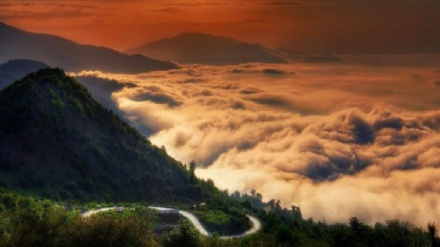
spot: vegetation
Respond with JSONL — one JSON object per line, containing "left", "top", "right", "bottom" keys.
{"left": 194, "top": 209, "right": 250, "bottom": 235}
{"left": 1, "top": 188, "right": 440, "bottom": 246}
{"left": 0, "top": 189, "right": 158, "bottom": 247}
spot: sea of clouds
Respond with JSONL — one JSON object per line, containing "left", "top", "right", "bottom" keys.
{"left": 76, "top": 62, "right": 440, "bottom": 226}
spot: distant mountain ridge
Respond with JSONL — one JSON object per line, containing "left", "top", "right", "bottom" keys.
{"left": 268, "top": 47, "right": 343, "bottom": 63}
{"left": 0, "top": 22, "right": 178, "bottom": 73}
{"left": 0, "top": 59, "right": 48, "bottom": 90}
{"left": 0, "top": 68, "right": 206, "bottom": 203}
{"left": 126, "top": 32, "right": 287, "bottom": 65}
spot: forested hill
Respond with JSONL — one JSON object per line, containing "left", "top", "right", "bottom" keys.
{"left": 0, "top": 68, "right": 208, "bottom": 203}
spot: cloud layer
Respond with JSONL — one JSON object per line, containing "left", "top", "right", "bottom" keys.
{"left": 83, "top": 63, "right": 440, "bottom": 226}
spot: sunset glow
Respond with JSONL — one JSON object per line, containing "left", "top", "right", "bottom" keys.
{"left": 1, "top": 0, "right": 439, "bottom": 53}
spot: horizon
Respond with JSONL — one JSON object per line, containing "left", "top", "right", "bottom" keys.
{"left": 0, "top": 0, "right": 439, "bottom": 54}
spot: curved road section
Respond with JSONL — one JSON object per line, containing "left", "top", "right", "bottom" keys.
{"left": 150, "top": 206, "right": 210, "bottom": 236}
{"left": 81, "top": 206, "right": 261, "bottom": 238}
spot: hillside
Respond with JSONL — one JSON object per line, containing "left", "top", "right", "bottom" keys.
{"left": 0, "top": 73, "right": 15, "bottom": 91}
{"left": 74, "top": 76, "right": 154, "bottom": 136}
{"left": 0, "top": 59, "right": 48, "bottom": 90}
{"left": 0, "top": 68, "right": 206, "bottom": 203}
{"left": 0, "top": 22, "right": 178, "bottom": 73}
{"left": 126, "top": 32, "right": 286, "bottom": 65}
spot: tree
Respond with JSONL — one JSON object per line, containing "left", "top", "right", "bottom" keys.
{"left": 231, "top": 191, "right": 241, "bottom": 200}
{"left": 250, "top": 189, "right": 256, "bottom": 198}
{"left": 162, "top": 223, "right": 200, "bottom": 247}
{"left": 189, "top": 161, "right": 196, "bottom": 176}
{"left": 428, "top": 222, "right": 440, "bottom": 247}
{"left": 255, "top": 192, "right": 263, "bottom": 202}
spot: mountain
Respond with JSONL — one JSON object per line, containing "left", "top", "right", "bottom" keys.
{"left": 0, "top": 73, "right": 16, "bottom": 91}
{"left": 0, "top": 22, "right": 178, "bottom": 73}
{"left": 0, "top": 59, "right": 49, "bottom": 78}
{"left": 270, "top": 47, "right": 343, "bottom": 63}
{"left": 126, "top": 32, "right": 287, "bottom": 65}
{"left": 0, "top": 59, "right": 48, "bottom": 90}
{"left": 0, "top": 68, "right": 206, "bottom": 203}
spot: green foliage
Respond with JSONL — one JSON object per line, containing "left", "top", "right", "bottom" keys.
{"left": 9, "top": 205, "right": 68, "bottom": 247}
{"left": 195, "top": 209, "right": 250, "bottom": 235}
{"left": 329, "top": 219, "right": 431, "bottom": 247}
{"left": 68, "top": 97, "right": 85, "bottom": 118}
{"left": 189, "top": 160, "right": 196, "bottom": 177}
{"left": 0, "top": 189, "right": 438, "bottom": 247}
{"left": 274, "top": 224, "right": 301, "bottom": 247}
{"left": 161, "top": 222, "right": 201, "bottom": 247}
{"left": 61, "top": 212, "right": 158, "bottom": 247}
{"left": 0, "top": 191, "right": 159, "bottom": 247}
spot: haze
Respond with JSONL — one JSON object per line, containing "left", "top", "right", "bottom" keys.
{"left": 1, "top": 0, "right": 440, "bottom": 53}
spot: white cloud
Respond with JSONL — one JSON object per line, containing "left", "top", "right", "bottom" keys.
{"left": 88, "top": 63, "right": 440, "bottom": 226}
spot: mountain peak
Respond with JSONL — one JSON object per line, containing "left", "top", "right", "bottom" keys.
{"left": 177, "top": 32, "right": 211, "bottom": 37}
{"left": 0, "top": 22, "right": 16, "bottom": 32}
{"left": 0, "top": 68, "right": 204, "bottom": 202}
{"left": 127, "top": 33, "right": 286, "bottom": 65}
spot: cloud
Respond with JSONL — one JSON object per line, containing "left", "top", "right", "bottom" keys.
{"left": 132, "top": 91, "right": 182, "bottom": 107}
{"left": 0, "top": 2, "right": 101, "bottom": 20}
{"left": 262, "top": 68, "right": 289, "bottom": 75}
{"left": 239, "top": 87, "right": 262, "bottom": 94}
{"left": 258, "top": 1, "right": 304, "bottom": 6}
{"left": 151, "top": 7, "right": 182, "bottom": 13}
{"left": 89, "top": 62, "right": 440, "bottom": 227}
{"left": 247, "top": 93, "right": 294, "bottom": 109}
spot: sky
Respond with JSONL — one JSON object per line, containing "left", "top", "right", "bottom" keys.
{"left": 1, "top": 0, "right": 440, "bottom": 53}
{"left": 73, "top": 62, "right": 440, "bottom": 226}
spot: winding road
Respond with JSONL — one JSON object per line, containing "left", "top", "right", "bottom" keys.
{"left": 81, "top": 206, "right": 261, "bottom": 238}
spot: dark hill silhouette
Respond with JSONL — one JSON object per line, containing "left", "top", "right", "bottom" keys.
{"left": 0, "top": 59, "right": 48, "bottom": 89}
{"left": 0, "top": 73, "right": 16, "bottom": 90}
{"left": 0, "top": 59, "right": 49, "bottom": 78}
{"left": 126, "top": 32, "right": 287, "bottom": 65}
{"left": 0, "top": 68, "right": 207, "bottom": 203}
{"left": 269, "top": 47, "right": 343, "bottom": 63}
{"left": 0, "top": 22, "right": 178, "bottom": 73}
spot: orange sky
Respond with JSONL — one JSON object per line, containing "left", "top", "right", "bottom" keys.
{"left": 1, "top": 0, "right": 440, "bottom": 53}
